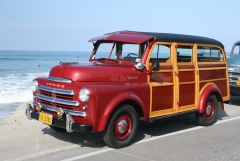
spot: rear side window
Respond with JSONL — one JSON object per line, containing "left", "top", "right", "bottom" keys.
{"left": 197, "top": 46, "right": 224, "bottom": 62}
{"left": 177, "top": 46, "right": 193, "bottom": 62}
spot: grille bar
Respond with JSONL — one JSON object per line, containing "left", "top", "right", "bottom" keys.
{"left": 38, "top": 85, "right": 74, "bottom": 96}
{"left": 36, "top": 94, "right": 79, "bottom": 106}
{"left": 228, "top": 70, "right": 240, "bottom": 86}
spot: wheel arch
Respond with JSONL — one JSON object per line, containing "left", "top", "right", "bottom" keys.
{"left": 115, "top": 100, "right": 144, "bottom": 117}
{"left": 95, "top": 92, "right": 146, "bottom": 132}
{"left": 198, "top": 83, "right": 223, "bottom": 113}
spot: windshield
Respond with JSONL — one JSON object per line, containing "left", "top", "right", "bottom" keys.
{"left": 232, "top": 44, "right": 240, "bottom": 56}
{"left": 92, "top": 42, "right": 146, "bottom": 62}
{"left": 228, "top": 55, "right": 240, "bottom": 66}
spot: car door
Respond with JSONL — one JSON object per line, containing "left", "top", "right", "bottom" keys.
{"left": 147, "top": 42, "right": 176, "bottom": 118}
{"left": 175, "top": 44, "right": 197, "bottom": 112}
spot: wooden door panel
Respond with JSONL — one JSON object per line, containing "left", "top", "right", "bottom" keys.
{"left": 150, "top": 64, "right": 174, "bottom": 117}
{"left": 150, "top": 72, "right": 173, "bottom": 83}
{"left": 177, "top": 64, "right": 196, "bottom": 111}
{"left": 179, "top": 84, "right": 195, "bottom": 106}
{"left": 151, "top": 85, "right": 173, "bottom": 111}
{"left": 179, "top": 71, "right": 195, "bottom": 82}
{"left": 199, "top": 69, "right": 226, "bottom": 81}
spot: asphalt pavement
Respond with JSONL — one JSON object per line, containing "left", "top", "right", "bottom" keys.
{"left": 1, "top": 96, "right": 240, "bottom": 161}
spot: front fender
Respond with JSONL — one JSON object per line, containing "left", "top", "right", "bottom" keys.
{"left": 198, "top": 83, "right": 222, "bottom": 113}
{"left": 95, "top": 92, "right": 146, "bottom": 132}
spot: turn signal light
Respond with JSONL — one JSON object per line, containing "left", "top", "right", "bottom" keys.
{"left": 35, "top": 105, "right": 41, "bottom": 111}
{"left": 82, "top": 105, "right": 87, "bottom": 111}
{"left": 57, "top": 108, "right": 64, "bottom": 117}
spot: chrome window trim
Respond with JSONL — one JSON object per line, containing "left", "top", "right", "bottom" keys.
{"left": 38, "top": 85, "right": 74, "bottom": 96}
{"left": 33, "top": 101, "right": 86, "bottom": 117}
{"left": 48, "top": 76, "right": 72, "bottom": 83}
{"left": 35, "top": 94, "right": 79, "bottom": 106}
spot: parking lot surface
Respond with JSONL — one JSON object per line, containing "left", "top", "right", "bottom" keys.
{"left": 1, "top": 97, "right": 240, "bottom": 161}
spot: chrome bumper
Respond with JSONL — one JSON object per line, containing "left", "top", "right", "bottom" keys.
{"left": 26, "top": 104, "right": 92, "bottom": 133}
{"left": 33, "top": 101, "right": 86, "bottom": 117}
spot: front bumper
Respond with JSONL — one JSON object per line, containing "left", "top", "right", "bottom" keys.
{"left": 26, "top": 104, "right": 93, "bottom": 133}
{"left": 230, "top": 85, "right": 240, "bottom": 96}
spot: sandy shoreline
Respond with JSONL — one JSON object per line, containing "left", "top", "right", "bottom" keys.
{"left": 0, "top": 101, "right": 31, "bottom": 127}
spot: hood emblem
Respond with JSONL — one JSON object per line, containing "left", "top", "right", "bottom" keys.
{"left": 46, "top": 82, "right": 65, "bottom": 88}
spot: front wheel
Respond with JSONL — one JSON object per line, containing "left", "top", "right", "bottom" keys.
{"left": 196, "top": 95, "right": 219, "bottom": 126}
{"left": 103, "top": 105, "right": 139, "bottom": 148}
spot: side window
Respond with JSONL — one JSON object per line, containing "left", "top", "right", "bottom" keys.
{"left": 197, "top": 46, "right": 224, "bottom": 62}
{"left": 121, "top": 44, "right": 140, "bottom": 62}
{"left": 150, "top": 44, "right": 171, "bottom": 63}
{"left": 177, "top": 46, "right": 193, "bottom": 62}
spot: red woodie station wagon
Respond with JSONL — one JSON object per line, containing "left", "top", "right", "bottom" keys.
{"left": 26, "top": 31, "right": 229, "bottom": 148}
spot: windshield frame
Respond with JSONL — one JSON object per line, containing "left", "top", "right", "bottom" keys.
{"left": 89, "top": 41, "right": 147, "bottom": 63}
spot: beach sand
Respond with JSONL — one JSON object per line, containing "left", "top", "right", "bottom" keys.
{"left": 0, "top": 103, "right": 90, "bottom": 161}
{"left": 0, "top": 102, "right": 30, "bottom": 126}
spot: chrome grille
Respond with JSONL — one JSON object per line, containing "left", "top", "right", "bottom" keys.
{"left": 228, "top": 66, "right": 240, "bottom": 86}
{"left": 39, "top": 90, "right": 73, "bottom": 100}
{"left": 38, "top": 85, "right": 74, "bottom": 95}
{"left": 36, "top": 85, "right": 79, "bottom": 109}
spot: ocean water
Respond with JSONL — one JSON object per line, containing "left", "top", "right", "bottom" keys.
{"left": 0, "top": 50, "right": 89, "bottom": 118}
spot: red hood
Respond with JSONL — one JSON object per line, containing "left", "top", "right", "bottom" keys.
{"left": 49, "top": 62, "right": 144, "bottom": 82}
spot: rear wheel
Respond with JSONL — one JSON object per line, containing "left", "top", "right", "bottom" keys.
{"left": 103, "top": 105, "right": 139, "bottom": 148}
{"left": 196, "top": 95, "right": 219, "bottom": 126}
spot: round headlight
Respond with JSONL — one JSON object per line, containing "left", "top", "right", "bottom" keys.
{"left": 79, "top": 88, "right": 90, "bottom": 102}
{"left": 31, "top": 80, "right": 38, "bottom": 92}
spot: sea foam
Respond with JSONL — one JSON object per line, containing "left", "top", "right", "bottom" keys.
{"left": 0, "top": 72, "right": 48, "bottom": 104}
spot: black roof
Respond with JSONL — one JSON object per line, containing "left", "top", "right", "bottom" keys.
{"left": 140, "top": 32, "right": 224, "bottom": 48}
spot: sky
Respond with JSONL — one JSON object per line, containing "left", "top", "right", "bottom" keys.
{"left": 0, "top": 0, "right": 239, "bottom": 52}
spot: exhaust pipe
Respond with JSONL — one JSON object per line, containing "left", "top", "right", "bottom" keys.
{"left": 26, "top": 104, "right": 33, "bottom": 120}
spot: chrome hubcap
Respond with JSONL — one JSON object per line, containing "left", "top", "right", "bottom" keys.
{"left": 206, "top": 103, "right": 212, "bottom": 116}
{"left": 117, "top": 119, "right": 128, "bottom": 134}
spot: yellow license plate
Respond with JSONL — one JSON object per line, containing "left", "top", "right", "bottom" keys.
{"left": 237, "top": 80, "right": 240, "bottom": 87}
{"left": 39, "top": 112, "right": 53, "bottom": 125}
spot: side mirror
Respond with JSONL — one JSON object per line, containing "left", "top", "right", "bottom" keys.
{"left": 134, "top": 62, "right": 145, "bottom": 71}
{"left": 152, "top": 60, "right": 160, "bottom": 72}
{"left": 148, "top": 60, "right": 160, "bottom": 74}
